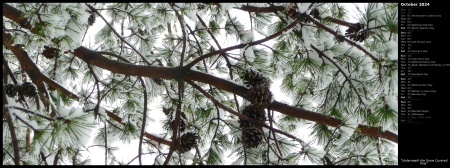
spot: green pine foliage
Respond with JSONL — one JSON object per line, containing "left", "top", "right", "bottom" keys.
{"left": 3, "top": 3, "right": 398, "bottom": 165}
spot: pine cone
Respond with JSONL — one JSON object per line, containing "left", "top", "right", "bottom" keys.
{"left": 239, "top": 104, "right": 265, "bottom": 149}
{"left": 345, "top": 23, "right": 366, "bottom": 42}
{"left": 163, "top": 107, "right": 172, "bottom": 115}
{"left": 20, "top": 82, "right": 37, "bottom": 98}
{"left": 303, "top": 8, "right": 321, "bottom": 23}
{"left": 242, "top": 69, "right": 270, "bottom": 88}
{"left": 353, "top": 31, "right": 371, "bottom": 42}
{"left": 6, "top": 84, "right": 18, "bottom": 97}
{"left": 239, "top": 105, "right": 265, "bottom": 128}
{"left": 138, "top": 28, "right": 148, "bottom": 36}
{"left": 42, "top": 46, "right": 59, "bottom": 59}
{"left": 197, "top": 3, "right": 206, "bottom": 10}
{"left": 180, "top": 132, "right": 199, "bottom": 153}
{"left": 345, "top": 23, "right": 363, "bottom": 35}
{"left": 152, "top": 78, "right": 163, "bottom": 86}
{"left": 242, "top": 126, "right": 263, "bottom": 148}
{"left": 246, "top": 85, "right": 272, "bottom": 108}
{"left": 88, "top": 10, "right": 96, "bottom": 26}
{"left": 311, "top": 8, "right": 321, "bottom": 20}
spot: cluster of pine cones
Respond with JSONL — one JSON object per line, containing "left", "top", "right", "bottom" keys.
{"left": 345, "top": 22, "right": 370, "bottom": 42}
{"left": 5, "top": 82, "right": 37, "bottom": 98}
{"left": 240, "top": 69, "right": 272, "bottom": 148}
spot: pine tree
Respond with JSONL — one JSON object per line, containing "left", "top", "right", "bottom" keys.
{"left": 3, "top": 3, "right": 398, "bottom": 165}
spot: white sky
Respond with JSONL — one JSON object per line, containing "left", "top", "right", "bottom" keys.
{"left": 78, "top": 3, "right": 397, "bottom": 165}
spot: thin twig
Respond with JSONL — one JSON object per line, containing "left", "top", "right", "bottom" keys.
{"left": 310, "top": 44, "right": 364, "bottom": 105}
{"left": 126, "top": 152, "right": 158, "bottom": 165}
{"left": 53, "top": 148, "right": 61, "bottom": 165}
{"left": 39, "top": 151, "right": 49, "bottom": 165}
{"left": 196, "top": 14, "right": 242, "bottom": 113}
{"left": 85, "top": 4, "right": 151, "bottom": 65}
{"left": 104, "top": 122, "right": 108, "bottom": 165}
{"left": 163, "top": 79, "right": 185, "bottom": 165}
{"left": 3, "top": 93, "right": 21, "bottom": 165}
{"left": 194, "top": 145, "right": 203, "bottom": 165}
{"left": 170, "top": 3, "right": 187, "bottom": 66}
{"left": 86, "top": 64, "right": 101, "bottom": 120}
{"left": 73, "top": 149, "right": 79, "bottom": 165}
{"left": 8, "top": 105, "right": 56, "bottom": 121}
{"left": 185, "top": 17, "right": 301, "bottom": 68}
{"left": 137, "top": 77, "right": 148, "bottom": 165}
{"left": 376, "top": 138, "right": 383, "bottom": 165}
{"left": 268, "top": 109, "right": 283, "bottom": 157}
{"left": 11, "top": 112, "right": 38, "bottom": 131}
{"left": 3, "top": 55, "right": 18, "bottom": 84}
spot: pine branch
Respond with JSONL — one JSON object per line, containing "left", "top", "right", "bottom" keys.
{"left": 264, "top": 135, "right": 282, "bottom": 163}
{"left": 83, "top": 50, "right": 150, "bottom": 164}
{"left": 376, "top": 138, "right": 383, "bottom": 165}
{"left": 3, "top": 3, "right": 398, "bottom": 144}
{"left": 197, "top": 14, "right": 221, "bottom": 51}
{"left": 126, "top": 152, "right": 158, "bottom": 165}
{"left": 310, "top": 44, "right": 365, "bottom": 105}
{"left": 164, "top": 80, "right": 185, "bottom": 165}
{"left": 186, "top": 22, "right": 234, "bottom": 165}
{"left": 7, "top": 106, "right": 55, "bottom": 121}
{"left": 137, "top": 77, "right": 148, "bottom": 165}
{"left": 305, "top": 15, "right": 379, "bottom": 62}
{"left": 85, "top": 4, "right": 151, "bottom": 65}
{"left": 26, "top": 128, "right": 31, "bottom": 152}
{"left": 2, "top": 3, "right": 33, "bottom": 30}
{"left": 170, "top": 3, "right": 187, "bottom": 67}
{"left": 2, "top": 56, "right": 19, "bottom": 85}
{"left": 237, "top": 5, "right": 285, "bottom": 13}
{"left": 3, "top": 88, "right": 21, "bottom": 165}
{"left": 185, "top": 16, "right": 302, "bottom": 69}
{"left": 238, "top": 5, "right": 353, "bottom": 28}
{"left": 194, "top": 145, "right": 203, "bottom": 165}
{"left": 11, "top": 112, "right": 38, "bottom": 131}
{"left": 73, "top": 149, "right": 79, "bottom": 165}
{"left": 237, "top": 4, "right": 380, "bottom": 63}
{"left": 294, "top": 77, "right": 313, "bottom": 108}
{"left": 226, "top": 11, "right": 243, "bottom": 40}
{"left": 333, "top": 77, "right": 347, "bottom": 109}
{"left": 86, "top": 64, "right": 102, "bottom": 120}
{"left": 53, "top": 148, "right": 61, "bottom": 165}
{"left": 71, "top": 46, "right": 399, "bottom": 143}
{"left": 243, "top": 144, "right": 247, "bottom": 165}
{"left": 39, "top": 151, "right": 49, "bottom": 165}
{"left": 5, "top": 34, "right": 172, "bottom": 147}
{"left": 3, "top": 32, "right": 50, "bottom": 110}
{"left": 268, "top": 109, "right": 283, "bottom": 157}
{"left": 187, "top": 80, "right": 304, "bottom": 143}
{"left": 104, "top": 122, "right": 108, "bottom": 165}
{"left": 192, "top": 15, "right": 241, "bottom": 114}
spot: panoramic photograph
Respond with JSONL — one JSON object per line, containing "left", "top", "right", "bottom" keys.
{"left": 3, "top": 3, "right": 398, "bottom": 165}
